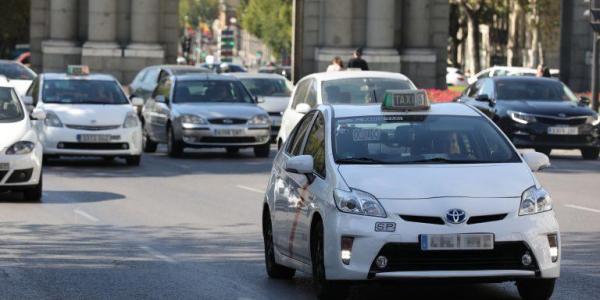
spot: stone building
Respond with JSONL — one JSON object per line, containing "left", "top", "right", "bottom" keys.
{"left": 560, "top": 0, "right": 594, "bottom": 93}
{"left": 293, "top": 0, "right": 450, "bottom": 88}
{"left": 30, "top": 0, "right": 180, "bottom": 83}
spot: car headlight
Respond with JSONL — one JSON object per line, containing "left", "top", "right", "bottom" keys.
{"left": 334, "top": 188, "right": 387, "bottom": 218}
{"left": 44, "top": 111, "right": 63, "bottom": 127}
{"left": 508, "top": 110, "right": 536, "bottom": 124}
{"left": 180, "top": 114, "right": 207, "bottom": 129}
{"left": 123, "top": 111, "right": 140, "bottom": 128}
{"left": 519, "top": 186, "right": 552, "bottom": 216}
{"left": 587, "top": 114, "right": 600, "bottom": 126}
{"left": 6, "top": 141, "right": 35, "bottom": 155}
{"left": 248, "top": 114, "right": 271, "bottom": 125}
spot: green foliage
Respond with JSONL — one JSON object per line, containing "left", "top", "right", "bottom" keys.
{"left": 179, "top": 0, "right": 220, "bottom": 27}
{"left": 0, "top": 0, "right": 30, "bottom": 58}
{"left": 241, "top": 0, "right": 292, "bottom": 57}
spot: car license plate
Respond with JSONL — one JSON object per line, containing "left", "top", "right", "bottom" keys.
{"left": 420, "top": 233, "right": 494, "bottom": 251}
{"left": 547, "top": 126, "right": 579, "bottom": 135}
{"left": 77, "top": 134, "right": 117, "bottom": 143}
{"left": 0, "top": 163, "right": 9, "bottom": 171}
{"left": 215, "top": 129, "right": 244, "bottom": 137}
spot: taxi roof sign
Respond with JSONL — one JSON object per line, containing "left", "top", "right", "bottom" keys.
{"left": 67, "top": 65, "right": 90, "bottom": 76}
{"left": 382, "top": 89, "right": 430, "bottom": 112}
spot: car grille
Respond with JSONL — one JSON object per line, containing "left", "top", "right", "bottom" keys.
{"left": 200, "top": 137, "right": 256, "bottom": 143}
{"left": 536, "top": 116, "right": 588, "bottom": 126}
{"left": 208, "top": 118, "right": 247, "bottom": 125}
{"left": 370, "top": 242, "right": 538, "bottom": 273}
{"left": 399, "top": 213, "right": 508, "bottom": 225}
{"left": 0, "top": 170, "right": 8, "bottom": 182}
{"left": 66, "top": 124, "right": 121, "bottom": 131}
{"left": 6, "top": 169, "right": 33, "bottom": 183}
{"left": 59, "top": 142, "right": 129, "bottom": 150}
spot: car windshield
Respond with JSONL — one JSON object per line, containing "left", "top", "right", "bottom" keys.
{"left": 174, "top": 80, "right": 254, "bottom": 103}
{"left": 0, "top": 62, "right": 36, "bottom": 80}
{"left": 42, "top": 79, "right": 129, "bottom": 105}
{"left": 496, "top": 79, "right": 577, "bottom": 101}
{"left": 322, "top": 78, "right": 414, "bottom": 104}
{"left": 240, "top": 78, "right": 292, "bottom": 97}
{"left": 334, "top": 115, "right": 520, "bottom": 164}
{"left": 0, "top": 87, "right": 24, "bottom": 122}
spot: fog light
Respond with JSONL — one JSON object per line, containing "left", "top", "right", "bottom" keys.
{"left": 548, "top": 233, "right": 559, "bottom": 263}
{"left": 521, "top": 252, "right": 532, "bottom": 266}
{"left": 340, "top": 236, "right": 354, "bottom": 265}
{"left": 375, "top": 256, "right": 388, "bottom": 269}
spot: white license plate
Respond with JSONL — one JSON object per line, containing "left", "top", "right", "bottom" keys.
{"left": 547, "top": 126, "right": 579, "bottom": 135}
{"left": 420, "top": 233, "right": 494, "bottom": 251}
{"left": 215, "top": 129, "right": 244, "bottom": 137}
{"left": 77, "top": 134, "right": 117, "bottom": 143}
{"left": 0, "top": 163, "right": 9, "bottom": 171}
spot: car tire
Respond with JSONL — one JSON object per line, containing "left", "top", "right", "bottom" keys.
{"left": 126, "top": 155, "right": 141, "bottom": 166}
{"left": 311, "top": 220, "right": 350, "bottom": 300}
{"left": 143, "top": 130, "right": 158, "bottom": 153}
{"left": 254, "top": 143, "right": 270, "bottom": 158}
{"left": 23, "top": 173, "right": 42, "bottom": 203}
{"left": 580, "top": 148, "right": 599, "bottom": 160}
{"left": 226, "top": 147, "right": 240, "bottom": 155}
{"left": 534, "top": 147, "right": 552, "bottom": 157}
{"left": 263, "top": 210, "right": 295, "bottom": 279}
{"left": 167, "top": 126, "right": 184, "bottom": 158}
{"left": 516, "top": 278, "right": 556, "bottom": 300}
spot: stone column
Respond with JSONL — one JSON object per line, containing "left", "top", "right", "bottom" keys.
{"left": 82, "top": 0, "right": 122, "bottom": 79}
{"left": 125, "top": 0, "right": 165, "bottom": 58}
{"left": 315, "top": 0, "right": 354, "bottom": 72}
{"left": 42, "top": 0, "right": 82, "bottom": 72}
{"left": 362, "top": 0, "right": 401, "bottom": 72}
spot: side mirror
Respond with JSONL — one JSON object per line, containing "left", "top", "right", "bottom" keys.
{"left": 295, "top": 103, "right": 311, "bottom": 114}
{"left": 579, "top": 96, "right": 591, "bottom": 106}
{"left": 155, "top": 95, "right": 167, "bottom": 104}
{"left": 475, "top": 94, "right": 495, "bottom": 106}
{"left": 30, "top": 109, "right": 46, "bottom": 120}
{"left": 131, "top": 97, "right": 144, "bottom": 107}
{"left": 285, "top": 155, "right": 314, "bottom": 174}
{"left": 522, "top": 151, "right": 551, "bottom": 172}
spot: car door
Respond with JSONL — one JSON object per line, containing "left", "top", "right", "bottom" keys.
{"left": 281, "top": 78, "right": 311, "bottom": 141}
{"left": 273, "top": 111, "right": 316, "bottom": 259}
{"left": 146, "top": 77, "right": 172, "bottom": 142}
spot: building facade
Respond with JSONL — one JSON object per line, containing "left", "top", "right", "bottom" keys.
{"left": 30, "top": 0, "right": 180, "bottom": 83}
{"left": 293, "top": 0, "right": 450, "bottom": 88}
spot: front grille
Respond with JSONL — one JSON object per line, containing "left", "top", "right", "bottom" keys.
{"left": 536, "top": 116, "right": 588, "bottom": 126}
{"left": 208, "top": 118, "right": 247, "bottom": 125}
{"left": 59, "top": 142, "right": 129, "bottom": 150}
{"left": 200, "top": 137, "right": 256, "bottom": 143}
{"left": 66, "top": 124, "right": 121, "bottom": 131}
{"left": 467, "top": 213, "right": 507, "bottom": 225}
{"left": 6, "top": 169, "right": 33, "bottom": 183}
{"left": 370, "top": 242, "right": 538, "bottom": 273}
{"left": 400, "top": 215, "right": 445, "bottom": 225}
{"left": 0, "top": 170, "right": 8, "bottom": 182}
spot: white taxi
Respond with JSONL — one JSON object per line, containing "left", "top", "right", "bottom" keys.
{"left": 0, "top": 85, "right": 45, "bottom": 201}
{"left": 26, "top": 66, "right": 144, "bottom": 166}
{"left": 276, "top": 71, "right": 417, "bottom": 149}
{"left": 263, "top": 91, "right": 560, "bottom": 300}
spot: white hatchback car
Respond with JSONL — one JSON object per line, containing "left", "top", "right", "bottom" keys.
{"left": 0, "top": 85, "right": 45, "bottom": 201}
{"left": 276, "top": 71, "right": 417, "bottom": 149}
{"left": 468, "top": 66, "right": 537, "bottom": 85}
{"left": 263, "top": 91, "right": 560, "bottom": 300}
{"left": 25, "top": 70, "right": 144, "bottom": 166}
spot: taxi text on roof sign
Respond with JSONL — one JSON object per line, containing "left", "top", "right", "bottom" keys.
{"left": 382, "top": 89, "right": 430, "bottom": 112}
{"left": 67, "top": 65, "right": 90, "bottom": 76}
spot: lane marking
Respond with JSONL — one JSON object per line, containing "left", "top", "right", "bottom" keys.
{"left": 564, "top": 204, "right": 600, "bottom": 214}
{"left": 73, "top": 209, "right": 100, "bottom": 222}
{"left": 139, "top": 246, "right": 176, "bottom": 263}
{"left": 236, "top": 185, "right": 264, "bottom": 194}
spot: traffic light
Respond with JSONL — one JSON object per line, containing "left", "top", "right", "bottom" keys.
{"left": 219, "top": 30, "right": 235, "bottom": 63}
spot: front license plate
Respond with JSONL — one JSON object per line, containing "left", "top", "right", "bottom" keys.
{"left": 547, "top": 126, "right": 579, "bottom": 135}
{"left": 420, "top": 233, "right": 494, "bottom": 251}
{"left": 0, "top": 163, "right": 9, "bottom": 171}
{"left": 77, "top": 134, "right": 117, "bottom": 143}
{"left": 215, "top": 129, "right": 244, "bottom": 137}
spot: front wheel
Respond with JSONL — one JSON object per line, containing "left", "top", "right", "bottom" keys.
{"left": 167, "top": 126, "right": 184, "bottom": 158}
{"left": 254, "top": 143, "right": 270, "bottom": 158}
{"left": 311, "top": 220, "right": 350, "bottom": 300}
{"left": 126, "top": 155, "right": 141, "bottom": 166}
{"left": 580, "top": 148, "right": 599, "bottom": 160}
{"left": 516, "top": 278, "right": 556, "bottom": 300}
{"left": 23, "top": 173, "right": 42, "bottom": 202}
{"left": 263, "top": 211, "right": 295, "bottom": 279}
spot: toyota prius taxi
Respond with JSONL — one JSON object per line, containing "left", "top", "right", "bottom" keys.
{"left": 262, "top": 90, "right": 560, "bottom": 300}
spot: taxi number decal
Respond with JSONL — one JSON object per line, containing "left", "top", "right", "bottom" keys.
{"left": 352, "top": 128, "right": 380, "bottom": 142}
{"left": 375, "top": 222, "right": 396, "bottom": 232}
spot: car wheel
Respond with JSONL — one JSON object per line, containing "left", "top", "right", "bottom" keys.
{"left": 167, "top": 126, "right": 184, "bottom": 158}
{"left": 226, "top": 147, "right": 240, "bottom": 155}
{"left": 126, "top": 155, "right": 141, "bottom": 166}
{"left": 23, "top": 173, "right": 42, "bottom": 203}
{"left": 580, "top": 148, "right": 599, "bottom": 160}
{"left": 143, "top": 130, "right": 158, "bottom": 153}
{"left": 311, "top": 220, "right": 350, "bottom": 300}
{"left": 516, "top": 278, "right": 556, "bottom": 300}
{"left": 263, "top": 210, "right": 295, "bottom": 279}
{"left": 254, "top": 143, "right": 270, "bottom": 158}
{"left": 534, "top": 147, "right": 552, "bottom": 156}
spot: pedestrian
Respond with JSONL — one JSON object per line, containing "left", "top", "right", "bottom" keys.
{"left": 347, "top": 48, "right": 369, "bottom": 71}
{"left": 326, "top": 57, "right": 344, "bottom": 72}
{"left": 536, "top": 64, "right": 551, "bottom": 77}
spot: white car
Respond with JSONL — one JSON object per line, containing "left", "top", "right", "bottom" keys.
{"left": 25, "top": 70, "right": 144, "bottom": 166}
{"left": 446, "top": 67, "right": 467, "bottom": 86}
{"left": 277, "top": 71, "right": 417, "bottom": 148}
{"left": 0, "top": 60, "right": 37, "bottom": 97}
{"left": 231, "top": 73, "right": 294, "bottom": 141}
{"left": 263, "top": 91, "right": 560, "bottom": 300}
{"left": 468, "top": 66, "right": 537, "bottom": 85}
{"left": 0, "top": 85, "right": 45, "bottom": 201}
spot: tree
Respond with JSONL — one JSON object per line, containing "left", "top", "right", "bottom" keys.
{"left": 456, "top": 0, "right": 485, "bottom": 73}
{"left": 240, "top": 0, "right": 292, "bottom": 59}
{"left": 0, "top": 0, "right": 30, "bottom": 59}
{"left": 179, "top": 0, "right": 220, "bottom": 28}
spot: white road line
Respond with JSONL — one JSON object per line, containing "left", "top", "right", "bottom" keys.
{"left": 564, "top": 204, "right": 600, "bottom": 214}
{"left": 236, "top": 185, "right": 264, "bottom": 194}
{"left": 139, "top": 246, "right": 176, "bottom": 263}
{"left": 73, "top": 209, "right": 100, "bottom": 222}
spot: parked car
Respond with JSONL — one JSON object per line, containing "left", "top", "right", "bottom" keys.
{"left": 446, "top": 67, "right": 467, "bottom": 86}
{"left": 458, "top": 77, "right": 600, "bottom": 159}
{"left": 468, "top": 66, "right": 536, "bottom": 85}
{"left": 0, "top": 60, "right": 37, "bottom": 97}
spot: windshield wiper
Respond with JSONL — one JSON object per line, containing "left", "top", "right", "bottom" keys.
{"left": 404, "top": 157, "right": 489, "bottom": 164}
{"left": 336, "top": 157, "right": 387, "bottom": 164}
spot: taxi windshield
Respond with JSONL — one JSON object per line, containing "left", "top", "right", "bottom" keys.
{"left": 239, "top": 78, "right": 292, "bottom": 97}
{"left": 322, "top": 78, "right": 414, "bottom": 104}
{"left": 333, "top": 115, "right": 520, "bottom": 164}
{"left": 42, "top": 79, "right": 129, "bottom": 105}
{"left": 0, "top": 87, "right": 24, "bottom": 122}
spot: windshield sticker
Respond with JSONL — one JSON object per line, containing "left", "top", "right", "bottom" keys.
{"left": 352, "top": 128, "right": 381, "bottom": 142}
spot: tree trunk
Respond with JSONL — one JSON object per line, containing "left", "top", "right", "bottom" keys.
{"left": 528, "top": 0, "right": 541, "bottom": 68}
{"left": 507, "top": 0, "right": 524, "bottom": 66}
{"left": 465, "top": 9, "right": 481, "bottom": 73}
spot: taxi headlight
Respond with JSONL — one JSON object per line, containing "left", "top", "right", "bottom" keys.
{"left": 519, "top": 186, "right": 552, "bottom": 216}
{"left": 508, "top": 110, "right": 536, "bottom": 125}
{"left": 123, "top": 112, "right": 140, "bottom": 128}
{"left": 248, "top": 114, "right": 271, "bottom": 126}
{"left": 44, "top": 111, "right": 63, "bottom": 128}
{"left": 180, "top": 114, "right": 207, "bottom": 128}
{"left": 334, "top": 188, "right": 387, "bottom": 218}
{"left": 6, "top": 141, "right": 35, "bottom": 155}
{"left": 587, "top": 114, "right": 600, "bottom": 126}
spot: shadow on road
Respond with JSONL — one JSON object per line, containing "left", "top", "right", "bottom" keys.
{"left": 0, "top": 190, "right": 125, "bottom": 204}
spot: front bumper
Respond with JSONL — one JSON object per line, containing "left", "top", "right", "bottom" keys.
{"left": 0, "top": 147, "right": 42, "bottom": 189}
{"left": 180, "top": 125, "right": 271, "bottom": 147}
{"left": 502, "top": 120, "right": 600, "bottom": 149}
{"left": 41, "top": 126, "right": 143, "bottom": 156}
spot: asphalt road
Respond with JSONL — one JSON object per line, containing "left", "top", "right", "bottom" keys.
{"left": 0, "top": 147, "right": 599, "bottom": 300}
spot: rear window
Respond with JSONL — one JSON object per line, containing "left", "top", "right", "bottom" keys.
{"left": 42, "top": 79, "right": 129, "bottom": 105}
{"left": 174, "top": 80, "right": 254, "bottom": 104}
{"left": 240, "top": 78, "right": 292, "bottom": 97}
{"left": 322, "top": 78, "right": 414, "bottom": 105}
{"left": 0, "top": 62, "right": 35, "bottom": 80}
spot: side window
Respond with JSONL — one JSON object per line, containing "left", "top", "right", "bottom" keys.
{"left": 132, "top": 69, "right": 148, "bottom": 86}
{"left": 287, "top": 112, "right": 316, "bottom": 155}
{"left": 157, "top": 70, "right": 170, "bottom": 85}
{"left": 291, "top": 79, "right": 310, "bottom": 109}
{"left": 478, "top": 70, "right": 491, "bottom": 79}
{"left": 27, "top": 78, "right": 40, "bottom": 106}
{"left": 305, "top": 81, "right": 317, "bottom": 108}
{"left": 144, "top": 68, "right": 161, "bottom": 87}
{"left": 467, "top": 82, "right": 481, "bottom": 98}
{"left": 479, "top": 80, "right": 494, "bottom": 97}
{"left": 303, "top": 113, "right": 326, "bottom": 177}
{"left": 153, "top": 78, "right": 172, "bottom": 100}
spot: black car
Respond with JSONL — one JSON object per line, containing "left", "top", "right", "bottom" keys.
{"left": 458, "top": 77, "right": 600, "bottom": 159}
{"left": 129, "top": 65, "right": 211, "bottom": 102}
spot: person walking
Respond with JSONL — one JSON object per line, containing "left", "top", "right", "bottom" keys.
{"left": 326, "top": 57, "right": 344, "bottom": 72}
{"left": 347, "top": 48, "right": 369, "bottom": 71}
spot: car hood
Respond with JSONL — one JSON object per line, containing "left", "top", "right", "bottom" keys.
{"left": 257, "top": 96, "right": 290, "bottom": 114}
{"left": 173, "top": 103, "right": 267, "bottom": 119}
{"left": 43, "top": 104, "right": 133, "bottom": 125}
{"left": 338, "top": 163, "right": 534, "bottom": 199}
{"left": 0, "top": 120, "right": 28, "bottom": 151}
{"left": 498, "top": 100, "right": 594, "bottom": 117}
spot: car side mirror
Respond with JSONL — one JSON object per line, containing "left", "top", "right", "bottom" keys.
{"left": 285, "top": 155, "right": 314, "bottom": 174}
{"left": 30, "top": 109, "right": 46, "bottom": 120}
{"left": 475, "top": 94, "right": 495, "bottom": 106}
{"left": 131, "top": 97, "right": 144, "bottom": 107}
{"left": 295, "top": 103, "right": 311, "bottom": 114}
{"left": 579, "top": 96, "right": 591, "bottom": 106}
{"left": 522, "top": 151, "right": 551, "bottom": 172}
